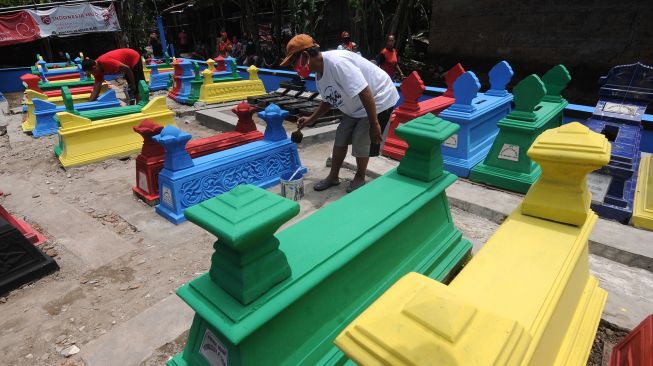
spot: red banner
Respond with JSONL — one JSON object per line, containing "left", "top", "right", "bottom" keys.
{"left": 0, "top": 11, "right": 41, "bottom": 47}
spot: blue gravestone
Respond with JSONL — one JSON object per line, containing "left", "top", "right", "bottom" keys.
{"left": 439, "top": 61, "right": 514, "bottom": 177}
{"left": 169, "top": 60, "right": 195, "bottom": 104}
{"left": 31, "top": 89, "right": 120, "bottom": 137}
{"left": 578, "top": 62, "right": 653, "bottom": 223}
{"left": 154, "top": 103, "right": 307, "bottom": 224}
{"left": 149, "top": 61, "right": 174, "bottom": 91}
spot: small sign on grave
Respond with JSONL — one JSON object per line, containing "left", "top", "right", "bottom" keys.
{"left": 200, "top": 328, "right": 228, "bottom": 366}
{"left": 587, "top": 172, "right": 613, "bottom": 204}
{"left": 602, "top": 102, "right": 638, "bottom": 116}
{"left": 498, "top": 143, "right": 520, "bottom": 162}
{"left": 443, "top": 134, "right": 458, "bottom": 148}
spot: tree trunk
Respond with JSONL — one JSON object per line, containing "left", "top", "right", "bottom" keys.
{"left": 395, "top": 0, "right": 414, "bottom": 55}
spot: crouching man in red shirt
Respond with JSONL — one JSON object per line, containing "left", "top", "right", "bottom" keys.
{"left": 82, "top": 48, "right": 145, "bottom": 102}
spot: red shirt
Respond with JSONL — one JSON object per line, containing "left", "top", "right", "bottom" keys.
{"left": 380, "top": 47, "right": 398, "bottom": 78}
{"left": 94, "top": 48, "right": 140, "bottom": 82}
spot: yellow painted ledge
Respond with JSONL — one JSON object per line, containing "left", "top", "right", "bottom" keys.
{"left": 21, "top": 83, "right": 110, "bottom": 132}
{"left": 57, "top": 96, "right": 176, "bottom": 168}
{"left": 633, "top": 155, "right": 653, "bottom": 230}
{"left": 198, "top": 65, "right": 266, "bottom": 104}
{"left": 335, "top": 123, "right": 610, "bottom": 366}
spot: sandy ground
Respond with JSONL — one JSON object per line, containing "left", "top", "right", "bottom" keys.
{"left": 0, "top": 90, "right": 636, "bottom": 366}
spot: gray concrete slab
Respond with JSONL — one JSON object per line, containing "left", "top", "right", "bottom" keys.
{"left": 338, "top": 154, "right": 653, "bottom": 272}
{"left": 196, "top": 104, "right": 338, "bottom": 146}
{"left": 1, "top": 175, "right": 136, "bottom": 269}
{"left": 80, "top": 295, "right": 194, "bottom": 366}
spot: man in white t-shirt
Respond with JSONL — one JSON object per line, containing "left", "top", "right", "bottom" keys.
{"left": 280, "top": 34, "right": 399, "bottom": 193}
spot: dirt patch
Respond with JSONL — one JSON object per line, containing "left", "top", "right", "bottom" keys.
{"left": 140, "top": 330, "right": 189, "bottom": 366}
{"left": 588, "top": 319, "right": 629, "bottom": 365}
{"left": 43, "top": 287, "right": 86, "bottom": 316}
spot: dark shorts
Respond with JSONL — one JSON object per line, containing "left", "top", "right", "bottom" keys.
{"left": 334, "top": 107, "right": 394, "bottom": 157}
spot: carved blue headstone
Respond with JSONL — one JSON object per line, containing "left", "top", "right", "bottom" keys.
{"left": 439, "top": 62, "right": 514, "bottom": 177}
{"left": 449, "top": 71, "right": 481, "bottom": 113}
{"left": 577, "top": 62, "right": 653, "bottom": 223}
{"left": 486, "top": 60, "right": 514, "bottom": 97}
{"left": 154, "top": 103, "right": 307, "bottom": 224}
{"left": 37, "top": 59, "right": 48, "bottom": 73}
{"left": 150, "top": 61, "right": 159, "bottom": 75}
{"left": 259, "top": 104, "right": 289, "bottom": 142}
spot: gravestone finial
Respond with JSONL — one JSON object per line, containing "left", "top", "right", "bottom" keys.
{"left": 150, "top": 60, "right": 159, "bottom": 75}
{"left": 214, "top": 55, "right": 226, "bottom": 72}
{"left": 247, "top": 65, "right": 260, "bottom": 81}
{"left": 133, "top": 119, "right": 165, "bottom": 158}
{"left": 61, "top": 86, "right": 75, "bottom": 113}
{"left": 184, "top": 184, "right": 297, "bottom": 304}
{"left": 258, "top": 103, "right": 289, "bottom": 141}
{"left": 137, "top": 80, "right": 150, "bottom": 105}
{"left": 449, "top": 71, "right": 481, "bottom": 113}
{"left": 541, "top": 65, "right": 571, "bottom": 103}
{"left": 507, "top": 75, "right": 546, "bottom": 122}
{"left": 206, "top": 58, "right": 215, "bottom": 71}
{"left": 522, "top": 122, "right": 610, "bottom": 226}
{"left": 192, "top": 62, "right": 201, "bottom": 80}
{"left": 486, "top": 61, "right": 514, "bottom": 97}
{"left": 395, "top": 113, "right": 460, "bottom": 182}
{"left": 65, "top": 52, "right": 71, "bottom": 64}
{"left": 229, "top": 58, "right": 238, "bottom": 78}
{"left": 153, "top": 125, "right": 194, "bottom": 171}
{"left": 443, "top": 63, "right": 465, "bottom": 98}
{"left": 399, "top": 72, "right": 425, "bottom": 112}
{"left": 202, "top": 68, "right": 213, "bottom": 85}
{"left": 232, "top": 101, "right": 258, "bottom": 133}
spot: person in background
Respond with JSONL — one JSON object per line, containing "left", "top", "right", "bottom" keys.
{"left": 231, "top": 35, "right": 242, "bottom": 59}
{"left": 281, "top": 34, "right": 399, "bottom": 193}
{"left": 178, "top": 29, "right": 188, "bottom": 53}
{"left": 149, "top": 32, "right": 164, "bottom": 58}
{"left": 375, "top": 35, "right": 405, "bottom": 80}
{"left": 336, "top": 31, "right": 357, "bottom": 52}
{"left": 217, "top": 31, "right": 232, "bottom": 57}
{"left": 242, "top": 32, "right": 258, "bottom": 66}
{"left": 81, "top": 48, "right": 145, "bottom": 103}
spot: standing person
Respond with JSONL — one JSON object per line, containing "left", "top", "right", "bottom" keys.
{"left": 242, "top": 32, "right": 258, "bottom": 66}
{"left": 336, "top": 31, "right": 357, "bottom": 52}
{"left": 216, "top": 31, "right": 232, "bottom": 57}
{"left": 281, "top": 34, "right": 399, "bottom": 192}
{"left": 178, "top": 29, "right": 188, "bottom": 53}
{"left": 81, "top": 48, "right": 145, "bottom": 103}
{"left": 231, "top": 35, "right": 242, "bottom": 59}
{"left": 375, "top": 35, "right": 405, "bottom": 80}
{"left": 149, "top": 32, "right": 164, "bottom": 58}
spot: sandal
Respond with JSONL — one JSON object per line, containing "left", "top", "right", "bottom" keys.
{"left": 314, "top": 180, "right": 341, "bottom": 191}
{"left": 346, "top": 180, "right": 366, "bottom": 193}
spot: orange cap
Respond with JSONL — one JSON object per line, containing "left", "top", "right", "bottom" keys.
{"left": 280, "top": 34, "right": 319, "bottom": 67}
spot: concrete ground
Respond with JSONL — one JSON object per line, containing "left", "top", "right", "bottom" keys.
{"left": 0, "top": 92, "right": 651, "bottom": 366}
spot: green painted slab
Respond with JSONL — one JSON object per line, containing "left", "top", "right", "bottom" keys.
{"left": 167, "top": 113, "right": 472, "bottom": 366}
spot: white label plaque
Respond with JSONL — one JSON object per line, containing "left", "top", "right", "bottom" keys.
{"left": 138, "top": 171, "right": 149, "bottom": 194}
{"left": 603, "top": 102, "right": 638, "bottom": 116}
{"left": 161, "top": 186, "right": 173, "bottom": 208}
{"left": 498, "top": 143, "right": 520, "bottom": 162}
{"left": 443, "top": 134, "right": 458, "bottom": 148}
{"left": 200, "top": 328, "right": 228, "bottom": 366}
{"left": 587, "top": 172, "right": 612, "bottom": 204}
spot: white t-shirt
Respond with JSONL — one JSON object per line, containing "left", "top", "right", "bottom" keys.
{"left": 316, "top": 50, "right": 399, "bottom": 118}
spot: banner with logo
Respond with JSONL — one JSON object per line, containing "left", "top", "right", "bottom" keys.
{"left": 28, "top": 3, "right": 120, "bottom": 37}
{"left": 0, "top": 11, "right": 41, "bottom": 46}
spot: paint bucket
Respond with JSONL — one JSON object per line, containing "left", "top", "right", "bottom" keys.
{"left": 280, "top": 170, "right": 304, "bottom": 202}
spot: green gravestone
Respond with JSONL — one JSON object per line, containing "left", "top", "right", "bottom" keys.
{"left": 541, "top": 65, "right": 571, "bottom": 129}
{"left": 167, "top": 113, "right": 472, "bottom": 366}
{"left": 469, "top": 71, "right": 570, "bottom": 194}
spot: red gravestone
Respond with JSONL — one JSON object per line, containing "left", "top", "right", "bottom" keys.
{"left": 20, "top": 73, "right": 97, "bottom": 97}
{"left": 168, "top": 59, "right": 184, "bottom": 99}
{"left": 132, "top": 102, "right": 264, "bottom": 204}
{"left": 382, "top": 63, "right": 465, "bottom": 160}
{"left": 214, "top": 55, "right": 227, "bottom": 72}
{"left": 0, "top": 203, "right": 46, "bottom": 246}
{"left": 610, "top": 314, "right": 653, "bottom": 366}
